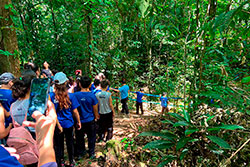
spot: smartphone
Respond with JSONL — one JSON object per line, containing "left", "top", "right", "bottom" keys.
{"left": 27, "top": 78, "right": 50, "bottom": 121}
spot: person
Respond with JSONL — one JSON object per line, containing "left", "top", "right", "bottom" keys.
{"left": 74, "top": 76, "right": 99, "bottom": 159}
{"left": 0, "top": 100, "right": 58, "bottom": 167}
{"left": 110, "top": 80, "right": 129, "bottom": 114}
{"left": 160, "top": 92, "right": 169, "bottom": 115}
{"left": 73, "top": 70, "right": 82, "bottom": 93}
{"left": 41, "top": 61, "right": 52, "bottom": 78}
{"left": 95, "top": 80, "right": 115, "bottom": 142}
{"left": 0, "top": 73, "right": 16, "bottom": 142}
{"left": 24, "top": 62, "right": 40, "bottom": 78}
{"left": 135, "top": 88, "right": 144, "bottom": 115}
{"left": 67, "top": 76, "right": 75, "bottom": 93}
{"left": 50, "top": 72, "right": 81, "bottom": 167}
{"left": 10, "top": 70, "right": 37, "bottom": 138}
{"left": 91, "top": 79, "right": 101, "bottom": 94}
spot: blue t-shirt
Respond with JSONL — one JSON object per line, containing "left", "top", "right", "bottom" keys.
{"left": 118, "top": 85, "right": 129, "bottom": 99}
{"left": 160, "top": 96, "right": 168, "bottom": 107}
{"left": 0, "top": 145, "right": 23, "bottom": 167}
{"left": 50, "top": 92, "right": 80, "bottom": 128}
{"left": 0, "top": 89, "right": 16, "bottom": 127}
{"left": 0, "top": 146, "right": 57, "bottom": 167}
{"left": 136, "top": 92, "right": 144, "bottom": 103}
{"left": 92, "top": 89, "right": 101, "bottom": 95}
{"left": 74, "top": 92, "right": 98, "bottom": 123}
{"left": 89, "top": 83, "right": 95, "bottom": 91}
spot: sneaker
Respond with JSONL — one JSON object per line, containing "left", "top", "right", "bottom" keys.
{"left": 61, "top": 160, "right": 65, "bottom": 167}
{"left": 89, "top": 154, "right": 96, "bottom": 159}
{"left": 70, "top": 160, "right": 76, "bottom": 167}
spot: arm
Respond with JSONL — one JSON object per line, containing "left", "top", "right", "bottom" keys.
{"left": 110, "top": 87, "right": 120, "bottom": 92}
{"left": 109, "top": 96, "right": 115, "bottom": 117}
{"left": 93, "top": 104, "right": 100, "bottom": 120}
{"left": 0, "top": 104, "right": 12, "bottom": 139}
{"left": 72, "top": 108, "right": 81, "bottom": 130}
{"left": 23, "top": 100, "right": 57, "bottom": 167}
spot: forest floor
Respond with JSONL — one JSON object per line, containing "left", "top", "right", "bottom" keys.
{"left": 72, "top": 104, "right": 166, "bottom": 167}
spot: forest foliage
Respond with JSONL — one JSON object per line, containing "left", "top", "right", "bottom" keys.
{"left": 0, "top": 0, "right": 250, "bottom": 166}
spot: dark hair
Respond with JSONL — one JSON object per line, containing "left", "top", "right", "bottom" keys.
{"left": 24, "top": 62, "right": 39, "bottom": 73}
{"left": 54, "top": 83, "right": 71, "bottom": 109}
{"left": 100, "top": 79, "right": 109, "bottom": 89}
{"left": 121, "top": 78, "right": 126, "bottom": 84}
{"left": 93, "top": 79, "right": 100, "bottom": 87}
{"left": 68, "top": 76, "right": 74, "bottom": 86}
{"left": 11, "top": 70, "right": 36, "bottom": 99}
{"left": 79, "top": 76, "right": 91, "bottom": 88}
{"left": 51, "top": 69, "right": 58, "bottom": 76}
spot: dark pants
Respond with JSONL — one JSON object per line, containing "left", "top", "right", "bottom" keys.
{"left": 54, "top": 126, "right": 74, "bottom": 166}
{"left": 98, "top": 112, "right": 113, "bottom": 141}
{"left": 75, "top": 120, "right": 96, "bottom": 157}
{"left": 136, "top": 102, "right": 143, "bottom": 114}
{"left": 161, "top": 106, "right": 169, "bottom": 114}
{"left": 121, "top": 97, "right": 129, "bottom": 114}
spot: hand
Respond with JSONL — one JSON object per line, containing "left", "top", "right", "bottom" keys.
{"left": 22, "top": 100, "right": 57, "bottom": 166}
{"left": 77, "top": 122, "right": 81, "bottom": 130}
{"left": 58, "top": 125, "right": 63, "bottom": 134}
{"left": 112, "top": 111, "right": 115, "bottom": 118}
{"left": 1, "top": 145, "right": 20, "bottom": 160}
{"left": 23, "top": 100, "right": 57, "bottom": 150}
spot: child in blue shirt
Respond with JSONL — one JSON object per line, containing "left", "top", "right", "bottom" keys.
{"left": 74, "top": 76, "right": 99, "bottom": 159}
{"left": 160, "top": 92, "right": 169, "bottom": 115}
{"left": 0, "top": 73, "right": 16, "bottom": 144}
{"left": 136, "top": 88, "right": 144, "bottom": 115}
{"left": 110, "top": 80, "right": 129, "bottom": 114}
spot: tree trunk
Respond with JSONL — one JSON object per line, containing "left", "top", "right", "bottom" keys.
{"left": 0, "top": 0, "right": 20, "bottom": 76}
{"left": 86, "top": 11, "right": 93, "bottom": 75}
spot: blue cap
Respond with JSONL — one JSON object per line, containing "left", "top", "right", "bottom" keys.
{"left": 0, "top": 72, "right": 15, "bottom": 84}
{"left": 54, "top": 72, "right": 68, "bottom": 85}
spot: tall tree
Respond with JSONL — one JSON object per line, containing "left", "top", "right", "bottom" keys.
{"left": 0, "top": 0, "right": 20, "bottom": 76}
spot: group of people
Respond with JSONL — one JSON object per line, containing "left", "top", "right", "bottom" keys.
{"left": 0, "top": 62, "right": 118, "bottom": 167}
{"left": 0, "top": 61, "right": 170, "bottom": 167}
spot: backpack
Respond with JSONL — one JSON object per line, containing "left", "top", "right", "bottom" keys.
{"left": 7, "top": 107, "right": 39, "bottom": 165}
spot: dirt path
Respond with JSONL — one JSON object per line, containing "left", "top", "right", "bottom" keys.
{"left": 74, "top": 109, "right": 161, "bottom": 167}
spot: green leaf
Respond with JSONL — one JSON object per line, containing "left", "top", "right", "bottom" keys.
{"left": 183, "top": 109, "right": 191, "bottom": 122}
{"left": 180, "top": 149, "right": 189, "bottom": 160}
{"left": 161, "top": 119, "right": 174, "bottom": 125}
{"left": 185, "top": 128, "right": 199, "bottom": 136}
{"left": 242, "top": 76, "right": 250, "bottom": 83}
{"left": 208, "top": 125, "right": 245, "bottom": 131}
{"left": 0, "top": 50, "right": 13, "bottom": 56}
{"left": 158, "top": 155, "right": 177, "bottom": 167}
{"left": 139, "top": 131, "right": 177, "bottom": 141}
{"left": 206, "top": 115, "right": 215, "bottom": 122}
{"left": 168, "top": 113, "right": 186, "bottom": 121}
{"left": 144, "top": 140, "right": 174, "bottom": 149}
{"left": 207, "top": 136, "right": 231, "bottom": 149}
{"left": 173, "top": 121, "right": 191, "bottom": 127}
{"left": 176, "top": 137, "right": 192, "bottom": 151}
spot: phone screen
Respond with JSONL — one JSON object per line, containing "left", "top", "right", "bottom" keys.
{"left": 27, "top": 78, "right": 50, "bottom": 121}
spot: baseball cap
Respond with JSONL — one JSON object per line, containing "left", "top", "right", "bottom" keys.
{"left": 54, "top": 72, "right": 68, "bottom": 85}
{"left": 75, "top": 70, "right": 82, "bottom": 75}
{"left": 0, "top": 72, "right": 15, "bottom": 84}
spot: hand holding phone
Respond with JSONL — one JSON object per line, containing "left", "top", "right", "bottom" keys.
{"left": 27, "top": 78, "right": 50, "bottom": 122}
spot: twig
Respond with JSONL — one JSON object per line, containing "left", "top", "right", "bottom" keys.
{"left": 222, "top": 138, "right": 250, "bottom": 166}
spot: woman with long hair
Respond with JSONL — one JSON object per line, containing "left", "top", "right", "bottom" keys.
{"left": 50, "top": 72, "right": 81, "bottom": 167}
{"left": 10, "top": 70, "right": 37, "bottom": 138}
